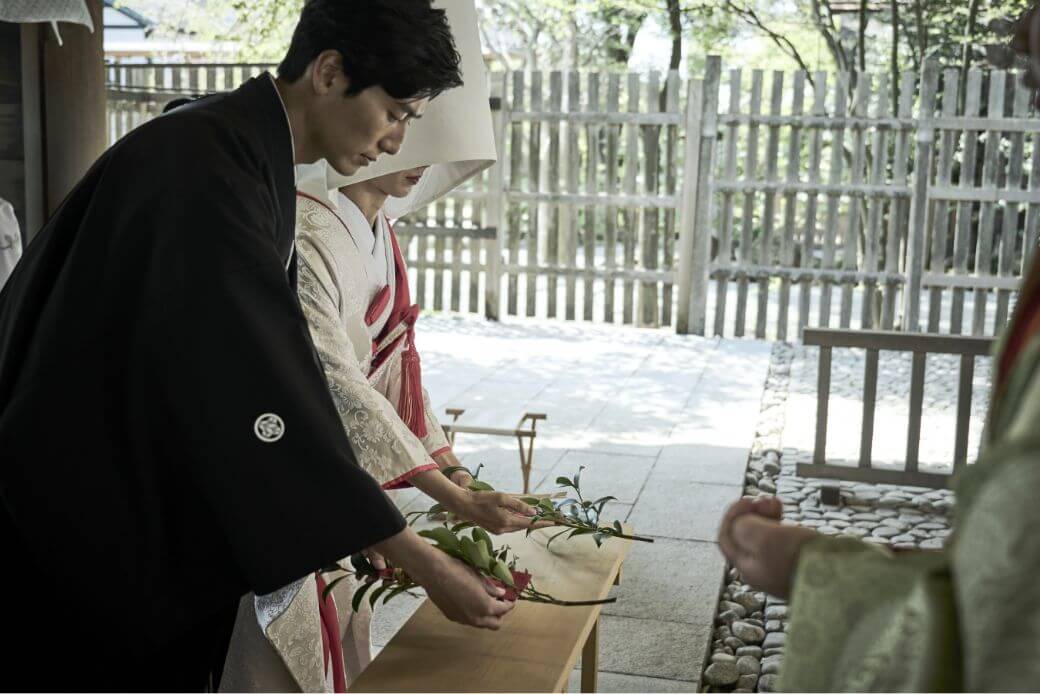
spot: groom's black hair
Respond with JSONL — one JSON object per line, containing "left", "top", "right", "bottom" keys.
{"left": 278, "top": 0, "right": 463, "bottom": 100}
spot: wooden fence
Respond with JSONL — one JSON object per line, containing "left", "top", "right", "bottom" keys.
{"left": 105, "top": 60, "right": 1040, "bottom": 338}
{"left": 801, "top": 327, "right": 994, "bottom": 488}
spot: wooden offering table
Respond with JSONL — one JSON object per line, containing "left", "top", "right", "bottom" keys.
{"left": 349, "top": 525, "right": 634, "bottom": 693}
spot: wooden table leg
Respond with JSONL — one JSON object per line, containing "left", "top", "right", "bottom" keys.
{"left": 581, "top": 619, "right": 599, "bottom": 693}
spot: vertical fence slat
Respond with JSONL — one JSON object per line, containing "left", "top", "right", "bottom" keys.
{"left": 714, "top": 68, "right": 741, "bottom": 336}
{"left": 676, "top": 77, "right": 705, "bottom": 335}
{"left": 545, "top": 71, "right": 563, "bottom": 319}
{"left": 842, "top": 76, "right": 871, "bottom": 329}
{"left": 506, "top": 72, "right": 524, "bottom": 317}
{"left": 928, "top": 68, "right": 962, "bottom": 333}
{"left": 1025, "top": 117, "right": 1040, "bottom": 273}
{"left": 813, "top": 346, "right": 832, "bottom": 465}
{"left": 484, "top": 72, "right": 508, "bottom": 321}
{"left": 662, "top": 70, "right": 681, "bottom": 328}
{"left": 583, "top": 73, "right": 601, "bottom": 322}
{"left": 735, "top": 71, "right": 762, "bottom": 337}
{"left": 819, "top": 74, "right": 847, "bottom": 328}
{"left": 604, "top": 75, "right": 621, "bottom": 323}
{"left": 995, "top": 79, "right": 1030, "bottom": 332}
{"left": 905, "top": 351, "right": 926, "bottom": 472}
{"left": 951, "top": 70, "right": 983, "bottom": 334}
{"left": 639, "top": 71, "right": 662, "bottom": 328}
{"left": 622, "top": 72, "right": 640, "bottom": 325}
{"left": 859, "top": 347, "right": 879, "bottom": 468}
{"left": 564, "top": 71, "right": 581, "bottom": 320}
{"left": 972, "top": 70, "right": 1006, "bottom": 335}
{"left": 799, "top": 72, "right": 827, "bottom": 337}
{"left": 433, "top": 196, "right": 447, "bottom": 311}
{"left": 684, "top": 58, "right": 721, "bottom": 335}
{"left": 525, "top": 71, "right": 543, "bottom": 318}
{"left": 881, "top": 72, "right": 914, "bottom": 330}
{"left": 904, "top": 60, "right": 939, "bottom": 333}
{"left": 756, "top": 71, "right": 784, "bottom": 339}
{"left": 953, "top": 353, "right": 975, "bottom": 471}
{"left": 862, "top": 73, "right": 890, "bottom": 331}
{"left": 777, "top": 71, "right": 806, "bottom": 341}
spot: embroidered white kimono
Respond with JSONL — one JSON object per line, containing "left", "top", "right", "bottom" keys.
{"left": 220, "top": 193, "right": 458, "bottom": 694}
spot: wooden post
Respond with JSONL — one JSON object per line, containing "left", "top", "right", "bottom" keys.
{"left": 41, "top": 0, "right": 106, "bottom": 220}
{"left": 902, "top": 58, "right": 939, "bottom": 333}
{"left": 675, "top": 78, "right": 704, "bottom": 335}
{"left": 678, "top": 56, "right": 721, "bottom": 335}
{"left": 484, "top": 76, "right": 508, "bottom": 322}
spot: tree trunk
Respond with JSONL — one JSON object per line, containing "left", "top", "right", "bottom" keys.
{"left": 661, "top": 0, "right": 682, "bottom": 111}
{"left": 913, "top": 0, "right": 927, "bottom": 65}
{"left": 960, "top": 0, "right": 981, "bottom": 105}
{"left": 858, "top": 0, "right": 868, "bottom": 73}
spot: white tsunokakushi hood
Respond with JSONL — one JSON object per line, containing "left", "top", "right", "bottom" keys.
{"left": 296, "top": 0, "right": 496, "bottom": 217}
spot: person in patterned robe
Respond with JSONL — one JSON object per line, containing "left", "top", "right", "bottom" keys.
{"left": 717, "top": 6, "right": 1040, "bottom": 691}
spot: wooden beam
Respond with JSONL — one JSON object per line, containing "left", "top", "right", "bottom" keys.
{"left": 41, "top": 0, "right": 106, "bottom": 219}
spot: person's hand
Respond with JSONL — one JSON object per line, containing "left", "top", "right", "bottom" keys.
{"left": 449, "top": 489, "right": 555, "bottom": 535}
{"left": 376, "top": 529, "right": 517, "bottom": 630}
{"left": 717, "top": 495, "right": 816, "bottom": 599}
{"left": 421, "top": 552, "right": 518, "bottom": 629}
{"left": 449, "top": 469, "right": 475, "bottom": 489}
{"left": 361, "top": 547, "right": 387, "bottom": 572}
{"left": 433, "top": 450, "right": 475, "bottom": 489}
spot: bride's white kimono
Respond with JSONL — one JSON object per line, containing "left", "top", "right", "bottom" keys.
{"left": 220, "top": 188, "right": 459, "bottom": 693}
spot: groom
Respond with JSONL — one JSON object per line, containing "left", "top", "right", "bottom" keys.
{"left": 0, "top": 1, "right": 521, "bottom": 689}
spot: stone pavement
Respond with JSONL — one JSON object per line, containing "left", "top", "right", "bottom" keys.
{"left": 368, "top": 314, "right": 773, "bottom": 692}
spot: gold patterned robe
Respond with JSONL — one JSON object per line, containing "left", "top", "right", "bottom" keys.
{"left": 781, "top": 258, "right": 1040, "bottom": 692}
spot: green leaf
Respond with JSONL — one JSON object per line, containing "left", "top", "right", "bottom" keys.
{"left": 491, "top": 560, "right": 515, "bottom": 587}
{"left": 544, "top": 527, "right": 572, "bottom": 550}
{"left": 368, "top": 583, "right": 389, "bottom": 608}
{"left": 538, "top": 498, "right": 556, "bottom": 512}
{"left": 613, "top": 520, "right": 623, "bottom": 534}
{"left": 519, "top": 496, "right": 541, "bottom": 505}
{"left": 383, "top": 584, "right": 414, "bottom": 605}
{"left": 419, "top": 527, "right": 462, "bottom": 554}
{"left": 574, "top": 465, "right": 585, "bottom": 490}
{"left": 460, "top": 536, "right": 492, "bottom": 570}
{"left": 468, "top": 480, "right": 495, "bottom": 492}
{"left": 451, "top": 521, "right": 477, "bottom": 534}
{"left": 351, "top": 580, "right": 375, "bottom": 613}
{"left": 321, "top": 574, "right": 349, "bottom": 602}
{"left": 592, "top": 496, "right": 617, "bottom": 507}
{"left": 555, "top": 476, "right": 575, "bottom": 489}
{"left": 426, "top": 503, "right": 447, "bottom": 516}
{"left": 472, "top": 527, "right": 495, "bottom": 557}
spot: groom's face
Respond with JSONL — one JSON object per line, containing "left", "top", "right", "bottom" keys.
{"left": 309, "top": 55, "right": 428, "bottom": 176}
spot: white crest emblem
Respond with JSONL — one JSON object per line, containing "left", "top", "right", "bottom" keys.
{"left": 254, "top": 413, "right": 285, "bottom": 443}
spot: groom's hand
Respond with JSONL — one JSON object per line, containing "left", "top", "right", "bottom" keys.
{"left": 373, "top": 527, "right": 516, "bottom": 629}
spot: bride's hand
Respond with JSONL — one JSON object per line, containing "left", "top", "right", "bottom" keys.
{"left": 449, "top": 489, "right": 555, "bottom": 535}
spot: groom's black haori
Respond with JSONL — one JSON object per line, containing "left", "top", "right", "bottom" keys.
{"left": 0, "top": 1, "right": 461, "bottom": 689}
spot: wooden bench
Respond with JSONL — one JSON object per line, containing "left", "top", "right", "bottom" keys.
{"left": 442, "top": 406, "right": 548, "bottom": 494}
{"left": 349, "top": 525, "right": 631, "bottom": 693}
{"left": 801, "top": 327, "right": 995, "bottom": 501}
